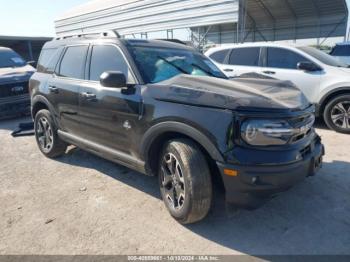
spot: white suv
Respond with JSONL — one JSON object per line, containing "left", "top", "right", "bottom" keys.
{"left": 206, "top": 43, "right": 350, "bottom": 133}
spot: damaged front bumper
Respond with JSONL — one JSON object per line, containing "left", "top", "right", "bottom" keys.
{"left": 217, "top": 135, "right": 325, "bottom": 208}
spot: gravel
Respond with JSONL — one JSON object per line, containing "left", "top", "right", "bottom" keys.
{"left": 0, "top": 117, "right": 349, "bottom": 255}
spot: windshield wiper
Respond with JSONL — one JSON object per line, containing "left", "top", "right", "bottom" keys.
{"left": 157, "top": 56, "right": 190, "bottom": 75}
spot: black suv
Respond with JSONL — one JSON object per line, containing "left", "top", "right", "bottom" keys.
{"left": 0, "top": 47, "right": 35, "bottom": 118}
{"left": 30, "top": 32, "right": 324, "bottom": 224}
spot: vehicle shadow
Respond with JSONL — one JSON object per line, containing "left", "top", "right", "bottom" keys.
{"left": 314, "top": 117, "right": 329, "bottom": 131}
{"left": 0, "top": 116, "right": 32, "bottom": 131}
{"left": 57, "top": 146, "right": 350, "bottom": 255}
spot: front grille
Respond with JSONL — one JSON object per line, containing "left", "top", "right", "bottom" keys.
{"left": 0, "top": 81, "right": 29, "bottom": 98}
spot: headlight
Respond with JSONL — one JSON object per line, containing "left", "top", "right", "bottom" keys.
{"left": 241, "top": 118, "right": 314, "bottom": 146}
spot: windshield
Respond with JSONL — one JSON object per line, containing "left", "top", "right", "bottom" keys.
{"left": 128, "top": 46, "right": 227, "bottom": 83}
{"left": 0, "top": 49, "right": 26, "bottom": 68}
{"left": 298, "top": 46, "right": 349, "bottom": 68}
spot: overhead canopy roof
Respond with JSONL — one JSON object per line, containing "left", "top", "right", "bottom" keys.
{"left": 55, "top": 0, "right": 349, "bottom": 43}
{"left": 55, "top": 0, "right": 239, "bottom": 37}
{"left": 240, "top": 0, "right": 349, "bottom": 42}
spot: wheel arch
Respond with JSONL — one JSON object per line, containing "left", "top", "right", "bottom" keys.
{"left": 31, "top": 95, "right": 54, "bottom": 117}
{"left": 319, "top": 87, "right": 350, "bottom": 116}
{"left": 140, "top": 121, "right": 224, "bottom": 177}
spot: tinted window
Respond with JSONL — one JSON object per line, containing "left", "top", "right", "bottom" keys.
{"left": 209, "top": 49, "right": 230, "bottom": 63}
{"left": 267, "top": 48, "right": 309, "bottom": 69}
{"left": 330, "top": 45, "right": 350, "bottom": 56}
{"left": 59, "top": 46, "right": 88, "bottom": 79}
{"left": 89, "top": 45, "right": 129, "bottom": 81}
{"left": 0, "top": 49, "right": 26, "bottom": 68}
{"left": 228, "top": 47, "right": 260, "bottom": 66}
{"left": 37, "top": 48, "right": 62, "bottom": 73}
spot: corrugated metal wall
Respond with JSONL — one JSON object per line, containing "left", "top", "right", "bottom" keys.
{"left": 55, "top": 0, "right": 239, "bottom": 37}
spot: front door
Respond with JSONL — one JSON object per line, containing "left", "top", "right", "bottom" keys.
{"left": 78, "top": 44, "right": 142, "bottom": 154}
{"left": 260, "top": 47, "right": 321, "bottom": 103}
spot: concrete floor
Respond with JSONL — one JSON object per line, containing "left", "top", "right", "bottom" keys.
{"left": 0, "top": 117, "right": 349, "bottom": 255}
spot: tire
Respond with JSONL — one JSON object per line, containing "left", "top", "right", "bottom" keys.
{"left": 323, "top": 94, "right": 350, "bottom": 134}
{"left": 158, "top": 139, "right": 212, "bottom": 224}
{"left": 34, "top": 109, "right": 67, "bottom": 158}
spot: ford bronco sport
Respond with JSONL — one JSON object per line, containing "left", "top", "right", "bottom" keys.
{"left": 30, "top": 31, "right": 324, "bottom": 224}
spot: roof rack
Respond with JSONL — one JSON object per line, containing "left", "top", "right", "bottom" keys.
{"left": 55, "top": 30, "right": 121, "bottom": 40}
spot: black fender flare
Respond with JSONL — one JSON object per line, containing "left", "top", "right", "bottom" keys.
{"left": 140, "top": 121, "right": 224, "bottom": 163}
{"left": 31, "top": 95, "right": 58, "bottom": 123}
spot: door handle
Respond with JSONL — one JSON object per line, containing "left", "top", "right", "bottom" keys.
{"left": 263, "top": 70, "right": 276, "bottom": 75}
{"left": 81, "top": 92, "right": 97, "bottom": 101}
{"left": 223, "top": 68, "right": 234, "bottom": 72}
{"left": 48, "top": 86, "right": 59, "bottom": 94}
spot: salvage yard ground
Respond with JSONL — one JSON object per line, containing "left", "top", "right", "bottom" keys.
{"left": 0, "top": 117, "right": 349, "bottom": 255}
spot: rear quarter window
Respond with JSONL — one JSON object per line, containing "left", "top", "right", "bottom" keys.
{"left": 37, "top": 48, "right": 62, "bottom": 73}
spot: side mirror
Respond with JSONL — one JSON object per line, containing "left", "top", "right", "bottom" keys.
{"left": 100, "top": 71, "right": 126, "bottom": 88}
{"left": 297, "top": 61, "right": 322, "bottom": 72}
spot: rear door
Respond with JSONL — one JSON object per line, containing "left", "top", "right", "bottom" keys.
{"left": 48, "top": 45, "right": 89, "bottom": 135}
{"left": 260, "top": 47, "right": 321, "bottom": 102}
{"left": 78, "top": 44, "right": 142, "bottom": 154}
{"left": 220, "top": 47, "right": 261, "bottom": 78}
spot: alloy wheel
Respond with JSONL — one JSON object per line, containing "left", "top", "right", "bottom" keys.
{"left": 160, "top": 153, "right": 186, "bottom": 211}
{"left": 330, "top": 101, "right": 350, "bottom": 130}
{"left": 36, "top": 117, "right": 53, "bottom": 153}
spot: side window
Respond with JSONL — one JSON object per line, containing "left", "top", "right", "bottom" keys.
{"left": 228, "top": 47, "right": 260, "bottom": 66}
{"left": 267, "top": 48, "right": 310, "bottom": 69}
{"left": 59, "top": 46, "right": 88, "bottom": 79}
{"left": 89, "top": 45, "right": 130, "bottom": 82}
{"left": 209, "top": 49, "right": 230, "bottom": 63}
{"left": 37, "top": 48, "right": 62, "bottom": 73}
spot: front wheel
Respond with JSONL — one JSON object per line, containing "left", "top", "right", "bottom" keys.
{"left": 159, "top": 139, "right": 212, "bottom": 224}
{"left": 324, "top": 94, "right": 350, "bottom": 134}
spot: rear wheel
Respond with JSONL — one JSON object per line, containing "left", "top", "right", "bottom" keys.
{"left": 324, "top": 94, "right": 350, "bottom": 134}
{"left": 159, "top": 139, "right": 212, "bottom": 224}
{"left": 34, "top": 109, "right": 67, "bottom": 158}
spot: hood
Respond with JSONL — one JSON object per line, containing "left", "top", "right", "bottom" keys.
{"left": 0, "top": 64, "right": 35, "bottom": 84}
{"left": 144, "top": 75, "right": 310, "bottom": 111}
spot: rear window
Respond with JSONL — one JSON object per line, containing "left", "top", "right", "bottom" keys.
{"left": 58, "top": 46, "right": 88, "bottom": 79}
{"left": 209, "top": 49, "right": 230, "bottom": 63}
{"left": 228, "top": 47, "right": 260, "bottom": 66}
{"left": 37, "top": 48, "right": 62, "bottom": 73}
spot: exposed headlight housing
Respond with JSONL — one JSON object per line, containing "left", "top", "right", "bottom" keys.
{"left": 241, "top": 117, "right": 314, "bottom": 146}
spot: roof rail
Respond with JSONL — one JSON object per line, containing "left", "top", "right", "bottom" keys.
{"left": 55, "top": 30, "right": 121, "bottom": 40}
